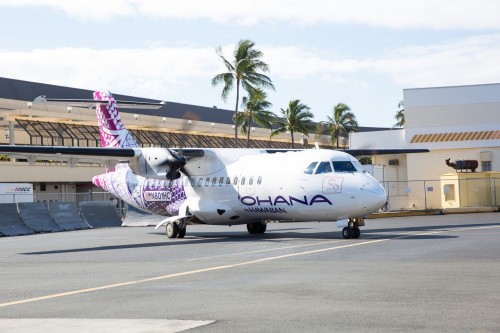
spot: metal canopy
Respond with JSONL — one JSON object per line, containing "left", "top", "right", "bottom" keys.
{"left": 15, "top": 119, "right": 317, "bottom": 149}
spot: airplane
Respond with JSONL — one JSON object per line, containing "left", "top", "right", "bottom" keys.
{"left": 0, "top": 90, "right": 428, "bottom": 239}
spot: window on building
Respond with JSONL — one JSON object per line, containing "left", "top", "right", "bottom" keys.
{"left": 482, "top": 161, "right": 492, "bottom": 172}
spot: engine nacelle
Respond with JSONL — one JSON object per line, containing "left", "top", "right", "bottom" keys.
{"left": 129, "top": 147, "right": 185, "bottom": 180}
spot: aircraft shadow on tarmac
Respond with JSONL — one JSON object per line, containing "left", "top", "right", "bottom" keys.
{"left": 20, "top": 223, "right": 475, "bottom": 255}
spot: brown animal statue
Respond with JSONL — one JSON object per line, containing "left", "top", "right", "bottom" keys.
{"left": 445, "top": 158, "right": 478, "bottom": 172}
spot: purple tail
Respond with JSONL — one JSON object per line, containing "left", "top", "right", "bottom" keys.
{"left": 93, "top": 90, "right": 139, "bottom": 149}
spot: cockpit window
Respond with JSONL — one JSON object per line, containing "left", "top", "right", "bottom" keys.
{"left": 315, "top": 161, "right": 332, "bottom": 174}
{"left": 303, "top": 162, "right": 318, "bottom": 174}
{"left": 332, "top": 161, "right": 358, "bottom": 173}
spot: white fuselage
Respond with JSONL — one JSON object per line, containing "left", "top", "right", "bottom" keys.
{"left": 180, "top": 149, "right": 387, "bottom": 224}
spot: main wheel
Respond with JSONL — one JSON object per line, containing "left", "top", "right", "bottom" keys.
{"left": 342, "top": 227, "right": 352, "bottom": 239}
{"left": 178, "top": 227, "right": 186, "bottom": 238}
{"left": 166, "top": 222, "right": 179, "bottom": 238}
{"left": 352, "top": 227, "right": 361, "bottom": 239}
{"left": 256, "top": 221, "right": 267, "bottom": 234}
{"left": 247, "top": 223, "right": 258, "bottom": 234}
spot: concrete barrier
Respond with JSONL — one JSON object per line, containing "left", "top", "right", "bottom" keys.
{"left": 79, "top": 201, "right": 122, "bottom": 228}
{"left": 0, "top": 203, "right": 34, "bottom": 236}
{"left": 48, "top": 202, "right": 90, "bottom": 231}
{"left": 17, "top": 202, "right": 62, "bottom": 233}
{"left": 122, "top": 205, "right": 163, "bottom": 226}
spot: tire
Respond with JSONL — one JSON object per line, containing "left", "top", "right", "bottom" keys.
{"left": 342, "top": 227, "right": 352, "bottom": 239}
{"left": 247, "top": 223, "right": 257, "bottom": 234}
{"left": 166, "top": 222, "right": 179, "bottom": 238}
{"left": 352, "top": 227, "right": 361, "bottom": 239}
{"left": 256, "top": 221, "right": 267, "bottom": 234}
{"left": 178, "top": 227, "right": 186, "bottom": 238}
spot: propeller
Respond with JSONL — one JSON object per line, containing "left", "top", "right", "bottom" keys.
{"left": 165, "top": 148, "right": 187, "bottom": 180}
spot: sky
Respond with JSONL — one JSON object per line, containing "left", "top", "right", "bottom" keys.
{"left": 1, "top": 0, "right": 500, "bottom": 127}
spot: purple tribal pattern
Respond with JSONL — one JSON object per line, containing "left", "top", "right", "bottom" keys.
{"left": 91, "top": 90, "right": 187, "bottom": 216}
{"left": 93, "top": 90, "right": 139, "bottom": 149}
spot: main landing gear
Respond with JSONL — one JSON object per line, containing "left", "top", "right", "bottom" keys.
{"left": 247, "top": 221, "right": 267, "bottom": 234}
{"left": 165, "top": 222, "right": 187, "bottom": 239}
{"left": 341, "top": 217, "right": 364, "bottom": 239}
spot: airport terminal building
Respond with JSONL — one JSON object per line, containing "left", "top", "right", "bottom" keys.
{"left": 350, "top": 83, "right": 500, "bottom": 211}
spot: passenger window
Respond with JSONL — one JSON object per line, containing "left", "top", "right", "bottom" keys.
{"left": 205, "top": 178, "right": 210, "bottom": 186}
{"left": 233, "top": 176, "right": 238, "bottom": 185}
{"left": 249, "top": 176, "right": 254, "bottom": 185}
{"left": 304, "top": 162, "right": 318, "bottom": 174}
{"left": 315, "top": 161, "right": 332, "bottom": 174}
{"left": 257, "top": 176, "right": 262, "bottom": 185}
{"left": 226, "top": 177, "right": 231, "bottom": 185}
{"left": 219, "top": 177, "right": 224, "bottom": 186}
{"left": 241, "top": 177, "right": 246, "bottom": 185}
{"left": 190, "top": 178, "right": 196, "bottom": 187}
{"left": 198, "top": 178, "right": 203, "bottom": 187}
{"left": 212, "top": 177, "right": 217, "bottom": 186}
{"left": 332, "top": 161, "right": 357, "bottom": 173}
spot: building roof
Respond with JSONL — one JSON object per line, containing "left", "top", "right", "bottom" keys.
{"left": 0, "top": 76, "right": 388, "bottom": 132}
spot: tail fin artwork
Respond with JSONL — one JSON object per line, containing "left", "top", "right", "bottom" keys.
{"left": 93, "top": 90, "right": 139, "bottom": 149}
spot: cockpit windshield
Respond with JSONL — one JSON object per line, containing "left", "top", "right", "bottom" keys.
{"left": 303, "top": 162, "right": 318, "bottom": 174}
{"left": 332, "top": 160, "right": 359, "bottom": 173}
{"left": 315, "top": 161, "right": 333, "bottom": 174}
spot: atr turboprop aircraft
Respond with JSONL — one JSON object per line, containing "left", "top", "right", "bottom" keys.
{"left": 0, "top": 91, "right": 428, "bottom": 239}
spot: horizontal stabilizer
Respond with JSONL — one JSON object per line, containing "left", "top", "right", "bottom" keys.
{"left": 33, "top": 96, "right": 166, "bottom": 109}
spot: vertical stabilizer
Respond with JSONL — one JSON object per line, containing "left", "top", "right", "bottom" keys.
{"left": 93, "top": 90, "right": 139, "bottom": 149}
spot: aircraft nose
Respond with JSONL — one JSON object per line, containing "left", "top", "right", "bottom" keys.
{"left": 360, "top": 174, "right": 387, "bottom": 212}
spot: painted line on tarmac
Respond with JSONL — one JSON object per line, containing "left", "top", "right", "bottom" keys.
{"left": 1, "top": 224, "right": 499, "bottom": 309}
{"left": 187, "top": 239, "right": 344, "bottom": 261}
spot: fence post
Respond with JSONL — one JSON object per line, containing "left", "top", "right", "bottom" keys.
{"left": 423, "top": 180, "right": 427, "bottom": 209}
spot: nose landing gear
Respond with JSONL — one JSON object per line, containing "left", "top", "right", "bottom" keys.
{"left": 341, "top": 217, "right": 364, "bottom": 239}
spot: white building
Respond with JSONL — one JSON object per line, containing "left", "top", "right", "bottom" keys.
{"left": 351, "top": 83, "right": 500, "bottom": 210}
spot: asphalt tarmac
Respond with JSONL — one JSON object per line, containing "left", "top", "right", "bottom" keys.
{"left": 1, "top": 213, "right": 500, "bottom": 332}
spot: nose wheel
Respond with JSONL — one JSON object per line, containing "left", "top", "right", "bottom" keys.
{"left": 342, "top": 226, "right": 360, "bottom": 239}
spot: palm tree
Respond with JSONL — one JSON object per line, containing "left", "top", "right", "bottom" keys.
{"left": 211, "top": 39, "right": 275, "bottom": 147}
{"left": 235, "top": 88, "right": 275, "bottom": 148}
{"left": 271, "top": 100, "right": 315, "bottom": 148}
{"left": 394, "top": 100, "right": 405, "bottom": 128}
{"left": 322, "top": 103, "right": 358, "bottom": 148}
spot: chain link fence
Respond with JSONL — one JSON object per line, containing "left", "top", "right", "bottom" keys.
{"left": 381, "top": 178, "right": 499, "bottom": 211}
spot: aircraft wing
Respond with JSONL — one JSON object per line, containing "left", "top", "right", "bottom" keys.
{"left": 0, "top": 145, "right": 138, "bottom": 167}
{"left": 341, "top": 148, "right": 429, "bottom": 156}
